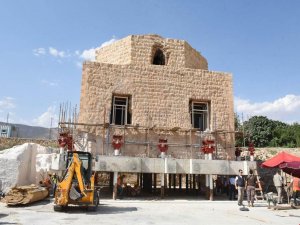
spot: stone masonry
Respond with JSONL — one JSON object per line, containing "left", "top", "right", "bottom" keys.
{"left": 78, "top": 34, "right": 234, "bottom": 159}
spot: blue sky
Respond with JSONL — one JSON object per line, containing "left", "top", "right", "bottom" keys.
{"left": 1, "top": 0, "right": 300, "bottom": 127}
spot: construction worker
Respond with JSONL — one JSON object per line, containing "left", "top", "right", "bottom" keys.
{"left": 289, "top": 176, "right": 300, "bottom": 206}
{"left": 50, "top": 172, "right": 58, "bottom": 197}
{"left": 235, "top": 169, "right": 245, "bottom": 206}
{"left": 273, "top": 170, "right": 283, "bottom": 204}
{"left": 245, "top": 169, "right": 257, "bottom": 207}
{"left": 116, "top": 175, "right": 125, "bottom": 198}
{"left": 39, "top": 175, "right": 52, "bottom": 197}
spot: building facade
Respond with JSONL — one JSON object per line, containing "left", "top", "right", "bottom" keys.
{"left": 78, "top": 34, "right": 235, "bottom": 159}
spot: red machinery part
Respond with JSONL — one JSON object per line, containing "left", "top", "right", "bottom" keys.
{"left": 201, "top": 139, "right": 215, "bottom": 154}
{"left": 158, "top": 138, "right": 168, "bottom": 153}
{"left": 58, "top": 132, "right": 74, "bottom": 151}
{"left": 112, "top": 135, "right": 123, "bottom": 150}
{"left": 248, "top": 142, "right": 255, "bottom": 156}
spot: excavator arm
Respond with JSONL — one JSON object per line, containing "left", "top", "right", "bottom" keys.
{"left": 55, "top": 153, "right": 88, "bottom": 206}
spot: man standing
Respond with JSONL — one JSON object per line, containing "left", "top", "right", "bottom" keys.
{"left": 228, "top": 176, "right": 236, "bottom": 200}
{"left": 273, "top": 170, "right": 283, "bottom": 204}
{"left": 246, "top": 169, "right": 257, "bottom": 207}
{"left": 235, "top": 169, "right": 245, "bottom": 206}
{"left": 290, "top": 176, "right": 300, "bottom": 206}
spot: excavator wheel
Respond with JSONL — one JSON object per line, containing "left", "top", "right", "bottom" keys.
{"left": 94, "top": 190, "right": 100, "bottom": 206}
{"left": 87, "top": 191, "right": 99, "bottom": 211}
{"left": 53, "top": 205, "right": 63, "bottom": 212}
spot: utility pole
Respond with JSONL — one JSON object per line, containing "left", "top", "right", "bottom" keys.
{"left": 49, "top": 117, "right": 53, "bottom": 140}
{"left": 241, "top": 113, "right": 245, "bottom": 147}
{"left": 6, "top": 112, "right": 9, "bottom": 124}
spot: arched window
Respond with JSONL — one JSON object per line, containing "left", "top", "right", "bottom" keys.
{"left": 152, "top": 49, "right": 165, "bottom": 65}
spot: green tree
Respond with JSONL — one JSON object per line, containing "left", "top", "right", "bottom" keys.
{"left": 243, "top": 116, "right": 276, "bottom": 147}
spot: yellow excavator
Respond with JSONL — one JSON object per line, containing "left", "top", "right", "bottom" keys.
{"left": 53, "top": 151, "right": 99, "bottom": 211}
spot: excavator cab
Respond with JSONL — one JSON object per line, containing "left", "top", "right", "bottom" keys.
{"left": 66, "top": 151, "right": 92, "bottom": 185}
{"left": 54, "top": 151, "right": 99, "bottom": 211}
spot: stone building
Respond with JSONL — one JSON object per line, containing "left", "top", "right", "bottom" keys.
{"left": 78, "top": 34, "right": 234, "bottom": 159}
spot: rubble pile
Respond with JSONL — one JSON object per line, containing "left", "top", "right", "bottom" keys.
{"left": 2, "top": 184, "right": 48, "bottom": 206}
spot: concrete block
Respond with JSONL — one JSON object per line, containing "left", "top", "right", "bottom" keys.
{"left": 165, "top": 158, "right": 177, "bottom": 174}
{"left": 51, "top": 153, "right": 66, "bottom": 171}
{"left": 141, "top": 158, "right": 164, "bottom": 173}
{"left": 94, "top": 156, "right": 141, "bottom": 172}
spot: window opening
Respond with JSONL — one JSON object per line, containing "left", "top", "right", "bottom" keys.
{"left": 152, "top": 49, "right": 165, "bottom": 65}
{"left": 110, "top": 96, "right": 131, "bottom": 125}
{"left": 190, "top": 102, "right": 209, "bottom": 130}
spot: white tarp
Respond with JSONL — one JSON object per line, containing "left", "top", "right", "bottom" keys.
{"left": 0, "top": 143, "right": 56, "bottom": 193}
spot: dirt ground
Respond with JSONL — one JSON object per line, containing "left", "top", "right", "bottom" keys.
{"left": 0, "top": 198, "right": 300, "bottom": 225}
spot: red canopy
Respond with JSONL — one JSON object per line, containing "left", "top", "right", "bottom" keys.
{"left": 261, "top": 151, "right": 300, "bottom": 168}
{"left": 279, "top": 161, "right": 300, "bottom": 178}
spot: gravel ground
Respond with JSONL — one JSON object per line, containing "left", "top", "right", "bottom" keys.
{"left": 0, "top": 198, "right": 300, "bottom": 225}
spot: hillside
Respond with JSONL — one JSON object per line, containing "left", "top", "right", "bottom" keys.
{"left": 0, "top": 122, "right": 58, "bottom": 139}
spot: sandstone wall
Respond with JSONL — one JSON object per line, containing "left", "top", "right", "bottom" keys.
{"left": 95, "top": 35, "right": 208, "bottom": 70}
{"left": 184, "top": 42, "right": 208, "bottom": 69}
{"left": 78, "top": 62, "right": 234, "bottom": 158}
{"left": 79, "top": 63, "right": 233, "bottom": 130}
{"left": 79, "top": 34, "right": 234, "bottom": 159}
{"left": 96, "top": 36, "right": 132, "bottom": 64}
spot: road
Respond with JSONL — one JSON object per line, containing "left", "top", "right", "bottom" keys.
{"left": 0, "top": 198, "right": 300, "bottom": 225}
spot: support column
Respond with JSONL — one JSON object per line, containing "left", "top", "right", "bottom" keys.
{"left": 205, "top": 154, "right": 209, "bottom": 198}
{"left": 208, "top": 153, "right": 213, "bottom": 201}
{"left": 173, "top": 174, "right": 176, "bottom": 191}
{"left": 179, "top": 174, "right": 182, "bottom": 192}
{"left": 112, "top": 171, "right": 118, "bottom": 200}
{"left": 137, "top": 173, "right": 140, "bottom": 187}
{"left": 109, "top": 172, "right": 114, "bottom": 191}
{"left": 161, "top": 173, "right": 165, "bottom": 198}
{"left": 193, "top": 174, "right": 196, "bottom": 192}
{"left": 154, "top": 173, "right": 157, "bottom": 193}
{"left": 186, "top": 174, "right": 189, "bottom": 193}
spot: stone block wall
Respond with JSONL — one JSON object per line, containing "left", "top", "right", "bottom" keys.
{"left": 96, "top": 36, "right": 132, "bottom": 64}
{"left": 79, "top": 34, "right": 234, "bottom": 159}
{"left": 184, "top": 42, "right": 208, "bottom": 69}
{"left": 95, "top": 34, "right": 208, "bottom": 70}
{"left": 79, "top": 63, "right": 233, "bottom": 130}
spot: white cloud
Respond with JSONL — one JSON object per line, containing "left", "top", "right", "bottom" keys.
{"left": 32, "top": 106, "right": 58, "bottom": 128}
{"left": 0, "top": 97, "right": 16, "bottom": 110}
{"left": 33, "top": 48, "right": 46, "bottom": 56}
{"left": 49, "top": 47, "right": 66, "bottom": 58}
{"left": 235, "top": 94, "right": 300, "bottom": 123}
{"left": 99, "top": 36, "right": 117, "bottom": 48}
{"left": 41, "top": 80, "right": 58, "bottom": 87}
{"left": 79, "top": 37, "right": 118, "bottom": 61}
{"left": 80, "top": 48, "right": 96, "bottom": 61}
{"left": 32, "top": 36, "right": 118, "bottom": 65}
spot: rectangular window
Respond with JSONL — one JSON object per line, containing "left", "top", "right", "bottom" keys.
{"left": 190, "top": 101, "right": 209, "bottom": 131}
{"left": 110, "top": 95, "right": 131, "bottom": 125}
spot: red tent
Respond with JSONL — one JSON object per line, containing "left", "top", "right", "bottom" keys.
{"left": 261, "top": 151, "right": 300, "bottom": 168}
{"left": 279, "top": 161, "right": 300, "bottom": 178}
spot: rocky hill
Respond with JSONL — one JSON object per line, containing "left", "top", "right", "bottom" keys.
{"left": 0, "top": 122, "right": 58, "bottom": 139}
